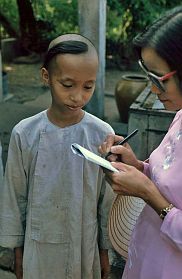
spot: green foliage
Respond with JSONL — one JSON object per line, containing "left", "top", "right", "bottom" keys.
{"left": 106, "top": 0, "right": 181, "bottom": 59}
{"left": 1, "top": 0, "right": 78, "bottom": 43}
{"left": 32, "top": 0, "right": 79, "bottom": 40}
{"left": 107, "top": 0, "right": 182, "bottom": 43}
{"left": 1, "top": 0, "right": 181, "bottom": 56}
{"left": 1, "top": 0, "right": 18, "bottom": 26}
{"left": 106, "top": 6, "right": 132, "bottom": 44}
{"left": 0, "top": 0, "right": 19, "bottom": 37}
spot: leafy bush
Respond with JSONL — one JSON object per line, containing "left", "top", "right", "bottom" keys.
{"left": 106, "top": 0, "right": 181, "bottom": 65}
{"left": 0, "top": 0, "right": 19, "bottom": 38}
{"left": 0, "top": 0, "right": 180, "bottom": 60}
{"left": 33, "top": 0, "right": 79, "bottom": 39}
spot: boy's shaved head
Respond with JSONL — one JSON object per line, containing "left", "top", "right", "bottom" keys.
{"left": 43, "top": 33, "right": 98, "bottom": 70}
{"left": 48, "top": 33, "right": 97, "bottom": 53}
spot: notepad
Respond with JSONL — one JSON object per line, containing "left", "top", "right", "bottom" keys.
{"left": 71, "top": 143, "right": 119, "bottom": 172}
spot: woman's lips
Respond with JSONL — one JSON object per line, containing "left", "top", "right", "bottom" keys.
{"left": 159, "top": 99, "right": 168, "bottom": 103}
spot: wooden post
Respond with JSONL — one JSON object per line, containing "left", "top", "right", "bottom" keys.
{"left": 78, "top": 0, "right": 106, "bottom": 119}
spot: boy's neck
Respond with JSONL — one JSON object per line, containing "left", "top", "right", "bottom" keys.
{"left": 47, "top": 107, "right": 85, "bottom": 128}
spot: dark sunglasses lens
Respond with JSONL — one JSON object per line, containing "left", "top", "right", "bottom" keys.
{"left": 149, "top": 75, "right": 165, "bottom": 92}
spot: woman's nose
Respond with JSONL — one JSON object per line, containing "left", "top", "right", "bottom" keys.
{"left": 150, "top": 83, "right": 162, "bottom": 95}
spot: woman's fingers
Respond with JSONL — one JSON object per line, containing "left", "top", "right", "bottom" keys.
{"left": 110, "top": 145, "right": 126, "bottom": 156}
{"left": 106, "top": 153, "right": 118, "bottom": 162}
{"left": 105, "top": 162, "right": 142, "bottom": 196}
{"left": 111, "top": 161, "right": 128, "bottom": 172}
{"left": 110, "top": 145, "right": 141, "bottom": 170}
{"left": 105, "top": 174, "right": 125, "bottom": 195}
{"left": 99, "top": 141, "right": 108, "bottom": 154}
{"left": 99, "top": 134, "right": 123, "bottom": 155}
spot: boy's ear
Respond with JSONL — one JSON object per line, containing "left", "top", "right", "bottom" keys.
{"left": 41, "top": 67, "right": 50, "bottom": 86}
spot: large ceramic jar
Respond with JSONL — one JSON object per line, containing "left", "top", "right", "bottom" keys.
{"left": 115, "top": 74, "right": 149, "bottom": 123}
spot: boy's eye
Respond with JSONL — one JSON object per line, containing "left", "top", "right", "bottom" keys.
{"left": 85, "top": 83, "right": 95, "bottom": 90}
{"left": 85, "top": 86, "right": 93, "bottom": 90}
{"left": 61, "top": 83, "right": 73, "bottom": 88}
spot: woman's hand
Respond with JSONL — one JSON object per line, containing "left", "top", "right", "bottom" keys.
{"left": 105, "top": 162, "right": 151, "bottom": 198}
{"left": 99, "top": 134, "right": 143, "bottom": 171}
{"left": 99, "top": 134, "right": 122, "bottom": 156}
{"left": 105, "top": 162, "right": 171, "bottom": 215}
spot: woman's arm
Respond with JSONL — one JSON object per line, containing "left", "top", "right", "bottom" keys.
{"left": 105, "top": 162, "right": 182, "bottom": 251}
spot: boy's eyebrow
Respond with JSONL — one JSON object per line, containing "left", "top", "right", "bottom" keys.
{"left": 60, "top": 77, "right": 96, "bottom": 83}
{"left": 60, "top": 75, "right": 96, "bottom": 81}
{"left": 60, "top": 77, "right": 74, "bottom": 81}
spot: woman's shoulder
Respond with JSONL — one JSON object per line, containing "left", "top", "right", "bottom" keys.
{"left": 174, "top": 109, "right": 182, "bottom": 121}
{"left": 168, "top": 109, "right": 182, "bottom": 130}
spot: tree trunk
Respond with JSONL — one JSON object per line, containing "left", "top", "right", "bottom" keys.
{"left": 16, "top": 0, "right": 38, "bottom": 53}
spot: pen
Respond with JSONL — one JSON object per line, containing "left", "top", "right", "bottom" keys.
{"left": 105, "top": 129, "right": 139, "bottom": 159}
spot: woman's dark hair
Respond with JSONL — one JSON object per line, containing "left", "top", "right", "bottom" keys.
{"left": 133, "top": 6, "right": 182, "bottom": 80}
{"left": 43, "top": 40, "right": 88, "bottom": 69}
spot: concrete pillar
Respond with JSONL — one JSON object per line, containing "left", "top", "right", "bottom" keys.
{"left": 78, "top": 0, "right": 106, "bottom": 119}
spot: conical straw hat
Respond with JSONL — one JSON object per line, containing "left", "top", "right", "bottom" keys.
{"left": 108, "top": 195, "right": 145, "bottom": 259}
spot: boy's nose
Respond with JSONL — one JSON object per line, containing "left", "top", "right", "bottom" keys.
{"left": 70, "top": 91, "right": 83, "bottom": 103}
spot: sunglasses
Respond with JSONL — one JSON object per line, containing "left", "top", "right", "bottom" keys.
{"left": 138, "top": 59, "right": 177, "bottom": 92}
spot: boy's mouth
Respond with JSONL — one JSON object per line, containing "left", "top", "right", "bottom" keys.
{"left": 67, "top": 105, "right": 83, "bottom": 111}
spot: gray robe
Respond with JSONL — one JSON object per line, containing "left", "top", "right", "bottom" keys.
{"left": 0, "top": 110, "right": 115, "bottom": 279}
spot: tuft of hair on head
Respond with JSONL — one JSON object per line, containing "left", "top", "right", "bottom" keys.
{"left": 43, "top": 33, "right": 98, "bottom": 70}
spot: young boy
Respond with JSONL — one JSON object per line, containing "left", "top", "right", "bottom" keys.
{"left": 0, "top": 34, "right": 114, "bottom": 279}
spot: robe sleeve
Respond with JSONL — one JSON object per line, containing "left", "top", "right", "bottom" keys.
{"left": 143, "top": 161, "right": 151, "bottom": 178}
{"left": 0, "top": 128, "right": 28, "bottom": 248}
{"left": 97, "top": 174, "right": 115, "bottom": 249}
{"left": 143, "top": 158, "right": 182, "bottom": 251}
{"left": 160, "top": 207, "right": 182, "bottom": 252}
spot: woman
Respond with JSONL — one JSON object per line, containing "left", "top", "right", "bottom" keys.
{"left": 99, "top": 6, "right": 182, "bottom": 279}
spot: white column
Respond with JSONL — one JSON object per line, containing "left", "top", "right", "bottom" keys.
{"left": 78, "top": 0, "right": 106, "bottom": 119}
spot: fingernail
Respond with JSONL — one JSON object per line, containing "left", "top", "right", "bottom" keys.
{"left": 106, "top": 147, "right": 110, "bottom": 153}
{"left": 110, "top": 146, "right": 115, "bottom": 152}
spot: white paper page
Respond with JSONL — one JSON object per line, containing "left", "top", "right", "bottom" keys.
{"left": 71, "top": 143, "right": 119, "bottom": 172}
